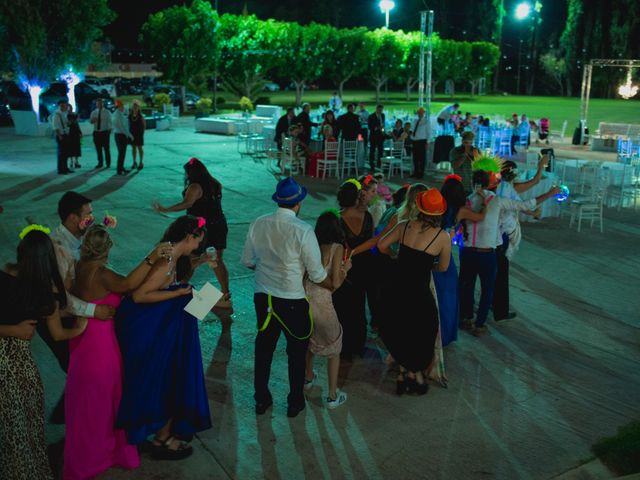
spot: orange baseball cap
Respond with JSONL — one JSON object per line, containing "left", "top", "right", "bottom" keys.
{"left": 416, "top": 188, "right": 447, "bottom": 216}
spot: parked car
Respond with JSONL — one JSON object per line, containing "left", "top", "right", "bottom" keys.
{"left": 264, "top": 82, "right": 280, "bottom": 92}
{"left": 84, "top": 77, "right": 117, "bottom": 97}
{"left": 116, "top": 78, "right": 144, "bottom": 95}
{"left": 40, "top": 82, "right": 114, "bottom": 119}
{"left": 144, "top": 85, "right": 199, "bottom": 108}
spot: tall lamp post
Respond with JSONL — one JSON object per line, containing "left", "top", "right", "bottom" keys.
{"left": 380, "top": 0, "right": 394, "bottom": 29}
{"left": 379, "top": 0, "right": 394, "bottom": 102}
{"left": 514, "top": 2, "right": 531, "bottom": 95}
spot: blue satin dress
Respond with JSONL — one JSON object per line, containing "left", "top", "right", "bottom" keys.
{"left": 432, "top": 208, "right": 460, "bottom": 346}
{"left": 115, "top": 285, "right": 211, "bottom": 444}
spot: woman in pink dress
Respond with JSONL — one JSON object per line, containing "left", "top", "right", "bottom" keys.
{"left": 61, "top": 225, "right": 171, "bottom": 479}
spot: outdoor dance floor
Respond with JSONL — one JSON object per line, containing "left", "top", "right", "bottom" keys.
{"left": 0, "top": 120, "right": 638, "bottom": 479}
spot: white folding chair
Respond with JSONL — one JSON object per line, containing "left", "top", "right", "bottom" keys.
{"left": 381, "top": 141, "right": 406, "bottom": 178}
{"left": 316, "top": 141, "right": 340, "bottom": 180}
{"left": 569, "top": 188, "right": 606, "bottom": 233}
{"left": 341, "top": 140, "right": 359, "bottom": 178}
{"left": 577, "top": 162, "right": 602, "bottom": 195}
{"left": 435, "top": 161, "right": 453, "bottom": 174}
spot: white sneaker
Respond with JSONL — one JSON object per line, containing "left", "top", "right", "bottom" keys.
{"left": 326, "top": 390, "right": 347, "bottom": 409}
{"left": 304, "top": 371, "right": 316, "bottom": 391}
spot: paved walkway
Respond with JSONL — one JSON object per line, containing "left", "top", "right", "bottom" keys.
{"left": 1, "top": 122, "right": 639, "bottom": 480}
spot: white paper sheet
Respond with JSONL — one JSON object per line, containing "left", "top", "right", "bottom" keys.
{"left": 184, "top": 282, "right": 223, "bottom": 320}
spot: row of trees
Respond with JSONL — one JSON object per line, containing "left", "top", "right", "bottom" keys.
{"left": 142, "top": 0, "right": 500, "bottom": 106}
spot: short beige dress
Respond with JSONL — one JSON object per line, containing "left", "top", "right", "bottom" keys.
{"left": 304, "top": 243, "right": 343, "bottom": 357}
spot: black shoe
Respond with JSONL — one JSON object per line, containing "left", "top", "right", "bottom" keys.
{"left": 255, "top": 399, "right": 273, "bottom": 415}
{"left": 151, "top": 436, "right": 193, "bottom": 460}
{"left": 287, "top": 402, "right": 305, "bottom": 418}
{"left": 94, "top": 164, "right": 103, "bottom": 169}
{"left": 396, "top": 374, "right": 407, "bottom": 396}
{"left": 138, "top": 163, "right": 144, "bottom": 170}
{"left": 495, "top": 311, "right": 517, "bottom": 321}
{"left": 406, "top": 377, "right": 429, "bottom": 395}
{"left": 117, "top": 169, "right": 130, "bottom": 175}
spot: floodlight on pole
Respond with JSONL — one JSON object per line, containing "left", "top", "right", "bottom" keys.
{"left": 515, "top": 2, "right": 531, "bottom": 20}
{"left": 379, "top": 0, "right": 395, "bottom": 29}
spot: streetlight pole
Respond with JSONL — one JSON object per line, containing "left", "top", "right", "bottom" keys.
{"left": 379, "top": 0, "right": 395, "bottom": 102}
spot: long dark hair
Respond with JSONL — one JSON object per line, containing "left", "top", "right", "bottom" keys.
{"left": 161, "top": 215, "right": 206, "bottom": 282}
{"left": 315, "top": 211, "right": 345, "bottom": 246}
{"left": 16, "top": 231, "right": 67, "bottom": 317}
{"left": 440, "top": 177, "right": 468, "bottom": 240}
{"left": 184, "top": 158, "right": 222, "bottom": 199}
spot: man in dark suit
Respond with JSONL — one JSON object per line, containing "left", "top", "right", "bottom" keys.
{"left": 275, "top": 108, "right": 295, "bottom": 151}
{"left": 337, "top": 103, "right": 361, "bottom": 141}
{"left": 367, "top": 104, "right": 385, "bottom": 172}
{"left": 294, "top": 103, "right": 317, "bottom": 145}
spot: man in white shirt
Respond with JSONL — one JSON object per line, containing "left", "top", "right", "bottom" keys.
{"left": 460, "top": 170, "right": 558, "bottom": 336}
{"left": 410, "top": 107, "right": 431, "bottom": 179}
{"left": 90, "top": 98, "right": 112, "bottom": 168}
{"left": 52, "top": 100, "right": 71, "bottom": 174}
{"left": 112, "top": 100, "right": 134, "bottom": 175}
{"left": 492, "top": 156, "right": 548, "bottom": 321}
{"left": 436, "top": 102, "right": 459, "bottom": 126}
{"left": 242, "top": 177, "right": 332, "bottom": 418}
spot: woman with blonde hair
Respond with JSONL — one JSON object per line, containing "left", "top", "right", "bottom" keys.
{"left": 128, "top": 100, "right": 146, "bottom": 170}
{"left": 64, "top": 224, "right": 171, "bottom": 479}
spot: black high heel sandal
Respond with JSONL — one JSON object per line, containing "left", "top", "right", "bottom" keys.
{"left": 406, "top": 376, "right": 429, "bottom": 395}
{"left": 151, "top": 436, "right": 193, "bottom": 460}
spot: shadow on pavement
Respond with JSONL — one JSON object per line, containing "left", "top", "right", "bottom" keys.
{"left": 0, "top": 171, "right": 59, "bottom": 201}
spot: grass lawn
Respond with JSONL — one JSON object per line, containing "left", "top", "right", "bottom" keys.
{"left": 592, "top": 421, "right": 640, "bottom": 476}
{"left": 120, "top": 89, "right": 638, "bottom": 133}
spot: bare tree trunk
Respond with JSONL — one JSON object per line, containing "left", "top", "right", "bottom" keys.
{"left": 180, "top": 85, "right": 186, "bottom": 113}
{"left": 405, "top": 78, "right": 419, "bottom": 101}
{"left": 374, "top": 78, "right": 384, "bottom": 105}
{"left": 294, "top": 81, "right": 306, "bottom": 106}
{"left": 566, "top": 78, "right": 573, "bottom": 97}
{"left": 469, "top": 80, "right": 476, "bottom": 97}
{"left": 339, "top": 79, "right": 347, "bottom": 98}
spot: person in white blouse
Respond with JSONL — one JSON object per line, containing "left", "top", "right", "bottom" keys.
{"left": 112, "top": 100, "right": 134, "bottom": 175}
{"left": 242, "top": 177, "right": 332, "bottom": 418}
{"left": 90, "top": 98, "right": 113, "bottom": 169}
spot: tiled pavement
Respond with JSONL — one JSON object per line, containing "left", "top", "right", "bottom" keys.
{"left": 1, "top": 121, "right": 639, "bottom": 479}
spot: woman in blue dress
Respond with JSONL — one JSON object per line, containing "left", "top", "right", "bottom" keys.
{"left": 116, "top": 216, "right": 213, "bottom": 460}
{"left": 433, "top": 174, "right": 487, "bottom": 346}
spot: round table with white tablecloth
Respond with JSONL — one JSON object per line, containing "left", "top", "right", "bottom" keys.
{"left": 517, "top": 170, "right": 560, "bottom": 221}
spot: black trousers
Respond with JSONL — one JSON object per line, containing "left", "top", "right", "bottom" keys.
{"left": 93, "top": 131, "right": 111, "bottom": 166}
{"left": 114, "top": 133, "right": 128, "bottom": 173}
{"left": 254, "top": 293, "right": 310, "bottom": 409}
{"left": 56, "top": 135, "right": 68, "bottom": 173}
{"left": 412, "top": 139, "right": 427, "bottom": 177}
{"left": 369, "top": 132, "right": 384, "bottom": 170}
{"left": 492, "top": 234, "right": 510, "bottom": 319}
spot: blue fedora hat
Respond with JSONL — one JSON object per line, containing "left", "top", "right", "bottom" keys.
{"left": 272, "top": 177, "right": 307, "bottom": 205}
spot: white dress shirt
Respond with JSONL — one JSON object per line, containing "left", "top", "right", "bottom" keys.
{"left": 112, "top": 109, "right": 131, "bottom": 137}
{"left": 90, "top": 107, "right": 112, "bottom": 132}
{"left": 436, "top": 104, "right": 455, "bottom": 121}
{"left": 52, "top": 109, "right": 69, "bottom": 135}
{"left": 466, "top": 190, "right": 535, "bottom": 249}
{"left": 51, "top": 224, "right": 96, "bottom": 317}
{"left": 411, "top": 115, "right": 431, "bottom": 141}
{"left": 242, "top": 208, "right": 327, "bottom": 299}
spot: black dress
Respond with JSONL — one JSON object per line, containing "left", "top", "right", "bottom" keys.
{"left": 186, "top": 180, "right": 228, "bottom": 251}
{"left": 128, "top": 113, "right": 144, "bottom": 146}
{"left": 379, "top": 225, "right": 441, "bottom": 372}
{"left": 67, "top": 121, "right": 82, "bottom": 157}
{"left": 332, "top": 211, "right": 374, "bottom": 357}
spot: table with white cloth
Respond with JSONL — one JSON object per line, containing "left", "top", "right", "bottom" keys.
{"left": 517, "top": 170, "right": 560, "bottom": 221}
{"left": 556, "top": 159, "right": 633, "bottom": 186}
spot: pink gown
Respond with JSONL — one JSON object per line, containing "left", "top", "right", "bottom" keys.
{"left": 64, "top": 292, "right": 140, "bottom": 480}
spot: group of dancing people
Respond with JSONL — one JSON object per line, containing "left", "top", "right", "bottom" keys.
{"left": 245, "top": 150, "right": 560, "bottom": 417}
{"left": 1, "top": 158, "right": 232, "bottom": 479}
{"left": 0, "top": 149, "right": 560, "bottom": 478}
